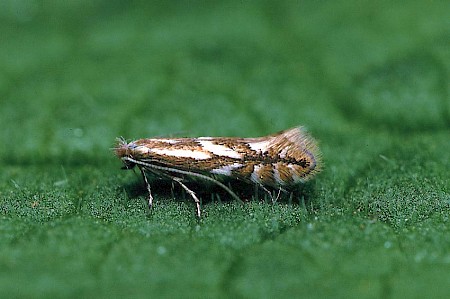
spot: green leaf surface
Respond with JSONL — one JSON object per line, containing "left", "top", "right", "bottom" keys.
{"left": 1, "top": 1, "right": 449, "bottom": 298}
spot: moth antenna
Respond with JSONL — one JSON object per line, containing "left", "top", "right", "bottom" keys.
{"left": 115, "top": 126, "right": 321, "bottom": 217}
{"left": 124, "top": 157, "right": 242, "bottom": 203}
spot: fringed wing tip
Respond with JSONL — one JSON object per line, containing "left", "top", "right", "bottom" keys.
{"left": 280, "top": 126, "right": 323, "bottom": 176}
{"left": 298, "top": 127, "right": 323, "bottom": 176}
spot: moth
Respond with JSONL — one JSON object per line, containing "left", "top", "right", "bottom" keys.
{"left": 115, "top": 126, "right": 321, "bottom": 217}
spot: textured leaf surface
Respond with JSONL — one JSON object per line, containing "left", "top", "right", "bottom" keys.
{"left": 1, "top": 1, "right": 449, "bottom": 298}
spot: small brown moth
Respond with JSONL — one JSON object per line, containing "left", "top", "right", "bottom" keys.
{"left": 115, "top": 126, "right": 320, "bottom": 217}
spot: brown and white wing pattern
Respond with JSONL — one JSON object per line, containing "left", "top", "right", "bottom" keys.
{"left": 115, "top": 126, "right": 321, "bottom": 216}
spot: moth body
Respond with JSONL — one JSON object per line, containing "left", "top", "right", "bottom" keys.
{"left": 115, "top": 127, "right": 321, "bottom": 217}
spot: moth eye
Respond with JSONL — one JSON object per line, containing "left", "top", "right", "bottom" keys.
{"left": 115, "top": 126, "right": 320, "bottom": 217}
{"left": 121, "top": 158, "right": 135, "bottom": 169}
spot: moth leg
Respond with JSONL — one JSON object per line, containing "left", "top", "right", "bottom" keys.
{"left": 274, "top": 188, "right": 283, "bottom": 203}
{"left": 258, "top": 184, "right": 275, "bottom": 203}
{"left": 126, "top": 157, "right": 242, "bottom": 203}
{"left": 140, "top": 168, "right": 154, "bottom": 209}
{"left": 172, "top": 177, "right": 201, "bottom": 218}
{"left": 272, "top": 186, "right": 289, "bottom": 203}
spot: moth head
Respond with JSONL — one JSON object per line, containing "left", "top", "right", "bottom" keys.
{"left": 114, "top": 137, "right": 136, "bottom": 169}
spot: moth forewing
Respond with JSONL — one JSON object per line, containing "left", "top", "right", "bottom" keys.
{"left": 115, "top": 126, "right": 321, "bottom": 217}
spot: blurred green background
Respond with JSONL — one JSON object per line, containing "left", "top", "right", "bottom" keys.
{"left": 1, "top": 0, "right": 449, "bottom": 298}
